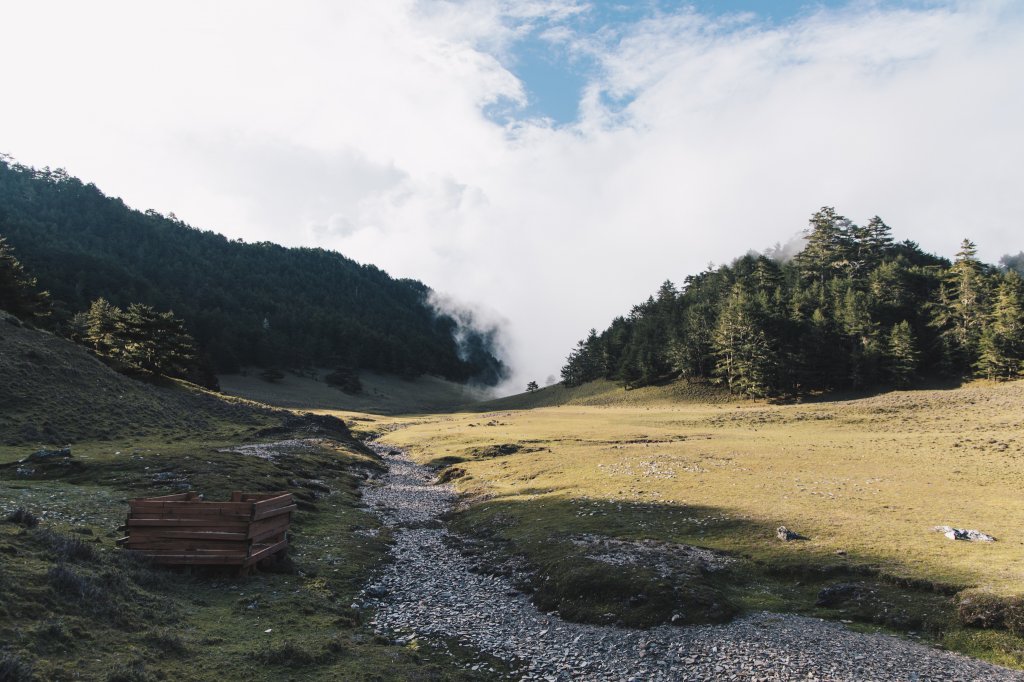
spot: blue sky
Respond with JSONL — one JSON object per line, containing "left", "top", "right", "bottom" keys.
{"left": 504, "top": 1, "right": 898, "bottom": 123}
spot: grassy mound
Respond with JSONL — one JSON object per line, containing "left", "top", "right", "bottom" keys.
{"left": 0, "top": 312, "right": 277, "bottom": 446}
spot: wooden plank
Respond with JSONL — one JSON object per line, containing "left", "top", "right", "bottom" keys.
{"left": 128, "top": 540, "right": 247, "bottom": 552}
{"left": 143, "top": 554, "right": 247, "bottom": 565}
{"left": 246, "top": 515, "right": 289, "bottom": 537}
{"left": 252, "top": 504, "right": 297, "bottom": 522}
{"left": 127, "top": 518, "right": 250, "bottom": 529}
{"left": 130, "top": 501, "right": 252, "bottom": 513}
{"left": 241, "top": 492, "right": 286, "bottom": 502}
{"left": 244, "top": 539, "right": 288, "bottom": 566}
{"left": 128, "top": 509, "right": 252, "bottom": 519}
{"left": 231, "top": 491, "right": 242, "bottom": 502}
{"left": 130, "top": 492, "right": 195, "bottom": 503}
{"left": 249, "top": 526, "right": 288, "bottom": 544}
{"left": 125, "top": 530, "right": 247, "bottom": 541}
{"left": 126, "top": 542, "right": 249, "bottom": 552}
{"left": 252, "top": 494, "right": 293, "bottom": 514}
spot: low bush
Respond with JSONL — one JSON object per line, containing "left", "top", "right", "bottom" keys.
{"left": 260, "top": 640, "right": 319, "bottom": 666}
{"left": 957, "top": 590, "right": 1024, "bottom": 635}
{"left": 47, "top": 564, "right": 101, "bottom": 602}
{"left": 4, "top": 509, "right": 39, "bottom": 528}
{"left": 35, "top": 529, "right": 98, "bottom": 562}
{"left": 0, "top": 652, "right": 35, "bottom": 682}
{"left": 142, "top": 629, "right": 188, "bottom": 657}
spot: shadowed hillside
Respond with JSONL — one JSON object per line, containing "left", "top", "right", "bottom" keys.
{"left": 0, "top": 158, "right": 506, "bottom": 384}
{"left": 219, "top": 368, "right": 491, "bottom": 415}
{"left": 0, "top": 311, "right": 277, "bottom": 446}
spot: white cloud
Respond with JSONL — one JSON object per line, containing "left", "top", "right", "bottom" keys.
{"left": 1, "top": 1, "right": 1022, "bottom": 393}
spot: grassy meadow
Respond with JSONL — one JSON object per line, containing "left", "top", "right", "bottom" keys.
{"left": 346, "top": 379, "right": 1024, "bottom": 667}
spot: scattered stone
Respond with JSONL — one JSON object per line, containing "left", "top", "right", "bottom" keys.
{"left": 776, "top": 526, "right": 807, "bottom": 542}
{"left": 816, "top": 583, "right": 864, "bottom": 608}
{"left": 934, "top": 526, "right": 996, "bottom": 542}
{"left": 24, "top": 446, "right": 72, "bottom": 462}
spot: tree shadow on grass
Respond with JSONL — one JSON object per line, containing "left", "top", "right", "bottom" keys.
{"left": 446, "top": 492, "right": 974, "bottom": 635}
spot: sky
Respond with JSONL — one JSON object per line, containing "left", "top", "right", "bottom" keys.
{"left": 2, "top": 1, "right": 1023, "bottom": 392}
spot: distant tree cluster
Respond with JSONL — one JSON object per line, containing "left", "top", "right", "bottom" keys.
{"left": 562, "top": 208, "right": 1024, "bottom": 396}
{"left": 69, "top": 298, "right": 203, "bottom": 381}
{"left": 0, "top": 157, "right": 506, "bottom": 385}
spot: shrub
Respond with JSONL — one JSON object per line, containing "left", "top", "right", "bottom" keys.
{"left": 260, "top": 640, "right": 318, "bottom": 666}
{"left": 105, "top": 660, "right": 154, "bottom": 682}
{"left": 956, "top": 590, "right": 1024, "bottom": 634}
{"left": 142, "top": 630, "right": 188, "bottom": 657}
{"left": 47, "top": 564, "right": 101, "bottom": 602}
{"left": 4, "top": 509, "right": 39, "bottom": 528}
{"left": 0, "top": 652, "right": 35, "bottom": 682}
{"left": 259, "top": 368, "right": 285, "bottom": 383}
{"left": 1004, "top": 597, "right": 1024, "bottom": 637}
{"left": 324, "top": 367, "right": 362, "bottom": 395}
{"left": 34, "top": 529, "right": 98, "bottom": 562}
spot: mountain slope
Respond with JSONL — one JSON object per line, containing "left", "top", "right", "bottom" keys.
{"left": 0, "top": 311, "right": 277, "bottom": 445}
{"left": 0, "top": 158, "right": 505, "bottom": 383}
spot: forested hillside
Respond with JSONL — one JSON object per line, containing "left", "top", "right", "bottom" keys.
{"left": 562, "top": 208, "right": 1024, "bottom": 397}
{"left": 0, "top": 157, "right": 505, "bottom": 383}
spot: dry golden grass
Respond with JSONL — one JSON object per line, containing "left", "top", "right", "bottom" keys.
{"left": 375, "top": 380, "right": 1024, "bottom": 595}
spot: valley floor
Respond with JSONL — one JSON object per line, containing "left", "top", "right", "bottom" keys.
{"left": 358, "top": 442, "right": 1022, "bottom": 681}
{"left": 339, "top": 379, "right": 1024, "bottom": 673}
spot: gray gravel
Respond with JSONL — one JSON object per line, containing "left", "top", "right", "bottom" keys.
{"left": 359, "top": 443, "right": 1023, "bottom": 682}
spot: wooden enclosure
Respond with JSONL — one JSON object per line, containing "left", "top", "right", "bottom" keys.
{"left": 118, "top": 491, "right": 295, "bottom": 569}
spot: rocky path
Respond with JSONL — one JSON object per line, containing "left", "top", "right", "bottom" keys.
{"left": 359, "top": 443, "right": 1023, "bottom": 682}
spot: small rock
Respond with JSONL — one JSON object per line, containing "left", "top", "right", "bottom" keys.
{"left": 25, "top": 446, "right": 72, "bottom": 462}
{"left": 776, "top": 526, "right": 807, "bottom": 542}
{"left": 933, "top": 526, "right": 996, "bottom": 542}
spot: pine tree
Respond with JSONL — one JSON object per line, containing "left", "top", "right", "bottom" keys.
{"left": 85, "top": 298, "right": 122, "bottom": 357}
{"left": 713, "top": 283, "right": 779, "bottom": 397}
{"left": 976, "top": 271, "right": 1024, "bottom": 380}
{"left": 886, "top": 321, "right": 919, "bottom": 388}
{"left": 851, "top": 216, "right": 894, "bottom": 274}
{"left": 838, "top": 286, "right": 881, "bottom": 387}
{"left": 931, "top": 239, "right": 990, "bottom": 373}
{"left": 794, "top": 207, "right": 855, "bottom": 284}
{"left": 0, "top": 237, "right": 50, "bottom": 319}
{"left": 560, "top": 330, "right": 605, "bottom": 387}
{"left": 117, "top": 303, "right": 197, "bottom": 376}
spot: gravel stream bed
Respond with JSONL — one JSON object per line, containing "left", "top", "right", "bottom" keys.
{"left": 358, "top": 443, "right": 1023, "bottom": 681}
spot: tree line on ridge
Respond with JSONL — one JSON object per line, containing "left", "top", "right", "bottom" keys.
{"left": 561, "top": 208, "right": 1024, "bottom": 397}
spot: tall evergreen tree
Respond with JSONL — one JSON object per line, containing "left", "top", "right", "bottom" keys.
{"left": 0, "top": 237, "right": 50, "bottom": 319}
{"left": 850, "top": 216, "right": 894, "bottom": 275}
{"left": 886, "top": 321, "right": 919, "bottom": 388}
{"left": 84, "top": 298, "right": 121, "bottom": 357}
{"left": 931, "top": 239, "right": 989, "bottom": 373}
{"left": 116, "top": 303, "right": 197, "bottom": 376}
{"left": 713, "top": 283, "right": 780, "bottom": 397}
{"left": 794, "top": 207, "right": 855, "bottom": 285}
{"left": 976, "top": 271, "right": 1024, "bottom": 380}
